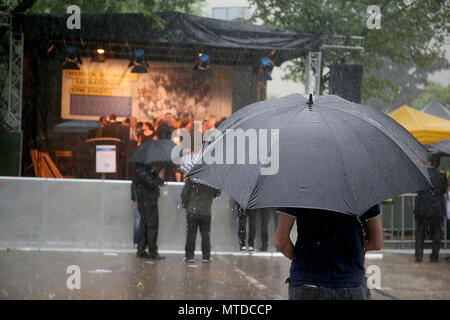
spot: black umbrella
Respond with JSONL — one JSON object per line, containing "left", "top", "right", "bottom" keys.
{"left": 129, "top": 139, "right": 177, "bottom": 164}
{"left": 187, "top": 94, "right": 432, "bottom": 217}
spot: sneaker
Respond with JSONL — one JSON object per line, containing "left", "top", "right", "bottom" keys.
{"left": 260, "top": 246, "right": 268, "bottom": 252}
{"left": 202, "top": 258, "right": 212, "bottom": 263}
{"left": 248, "top": 246, "right": 255, "bottom": 252}
{"left": 240, "top": 245, "right": 247, "bottom": 251}
{"left": 184, "top": 257, "right": 195, "bottom": 263}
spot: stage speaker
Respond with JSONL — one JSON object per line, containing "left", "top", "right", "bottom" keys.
{"left": 329, "top": 64, "right": 363, "bottom": 103}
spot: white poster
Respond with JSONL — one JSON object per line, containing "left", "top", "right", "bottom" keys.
{"left": 96, "top": 145, "right": 116, "bottom": 173}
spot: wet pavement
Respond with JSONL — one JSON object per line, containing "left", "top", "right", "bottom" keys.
{"left": 0, "top": 250, "right": 449, "bottom": 300}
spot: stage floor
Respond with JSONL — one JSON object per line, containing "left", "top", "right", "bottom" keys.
{"left": 0, "top": 250, "right": 449, "bottom": 300}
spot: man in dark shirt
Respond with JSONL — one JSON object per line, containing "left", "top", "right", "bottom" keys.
{"left": 101, "top": 114, "right": 122, "bottom": 139}
{"left": 102, "top": 114, "right": 128, "bottom": 179}
{"left": 274, "top": 206, "right": 383, "bottom": 300}
{"left": 157, "top": 112, "right": 175, "bottom": 140}
{"left": 88, "top": 116, "right": 107, "bottom": 138}
{"left": 414, "top": 154, "right": 447, "bottom": 262}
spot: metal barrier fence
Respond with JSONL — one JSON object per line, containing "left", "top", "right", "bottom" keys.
{"left": 380, "top": 193, "right": 449, "bottom": 249}
{"left": 0, "top": 177, "right": 448, "bottom": 251}
{"left": 0, "top": 177, "right": 278, "bottom": 252}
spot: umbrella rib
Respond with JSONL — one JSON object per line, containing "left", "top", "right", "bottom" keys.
{"left": 315, "top": 107, "right": 358, "bottom": 214}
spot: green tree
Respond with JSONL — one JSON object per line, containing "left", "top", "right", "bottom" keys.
{"left": 364, "top": 57, "right": 449, "bottom": 112}
{"left": 411, "top": 83, "right": 450, "bottom": 110}
{"left": 28, "top": 0, "right": 205, "bottom": 27}
{"left": 250, "top": 0, "right": 450, "bottom": 109}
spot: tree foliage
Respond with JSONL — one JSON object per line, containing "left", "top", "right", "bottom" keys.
{"left": 411, "top": 83, "right": 450, "bottom": 110}
{"left": 249, "top": 0, "right": 450, "bottom": 108}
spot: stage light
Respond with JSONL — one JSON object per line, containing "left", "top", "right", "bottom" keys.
{"left": 93, "top": 47, "right": 107, "bottom": 62}
{"left": 256, "top": 52, "right": 275, "bottom": 81}
{"left": 62, "top": 45, "right": 82, "bottom": 70}
{"left": 194, "top": 52, "right": 211, "bottom": 78}
{"left": 129, "top": 48, "right": 149, "bottom": 73}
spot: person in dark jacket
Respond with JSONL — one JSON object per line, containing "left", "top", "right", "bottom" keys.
{"left": 414, "top": 154, "right": 448, "bottom": 262}
{"left": 132, "top": 163, "right": 165, "bottom": 259}
{"left": 181, "top": 178, "right": 221, "bottom": 262}
{"left": 102, "top": 114, "right": 128, "bottom": 179}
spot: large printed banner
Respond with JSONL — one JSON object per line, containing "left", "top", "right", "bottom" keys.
{"left": 61, "top": 59, "right": 233, "bottom": 121}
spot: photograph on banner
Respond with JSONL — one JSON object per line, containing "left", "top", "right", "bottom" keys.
{"left": 61, "top": 59, "right": 233, "bottom": 122}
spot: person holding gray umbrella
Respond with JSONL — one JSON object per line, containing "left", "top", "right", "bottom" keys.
{"left": 187, "top": 93, "right": 432, "bottom": 300}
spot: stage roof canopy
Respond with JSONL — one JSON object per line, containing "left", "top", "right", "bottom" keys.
{"left": 13, "top": 11, "right": 321, "bottom": 66}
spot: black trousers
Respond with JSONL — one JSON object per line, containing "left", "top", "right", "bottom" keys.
{"left": 415, "top": 215, "right": 443, "bottom": 261}
{"left": 185, "top": 213, "right": 211, "bottom": 259}
{"left": 238, "top": 208, "right": 272, "bottom": 248}
{"left": 137, "top": 202, "right": 159, "bottom": 255}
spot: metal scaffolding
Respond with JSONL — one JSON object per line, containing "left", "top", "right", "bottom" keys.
{"left": 305, "top": 51, "right": 322, "bottom": 96}
{"left": 6, "top": 31, "right": 24, "bottom": 131}
{"left": 305, "top": 36, "right": 365, "bottom": 97}
{"left": 1, "top": 12, "right": 24, "bottom": 176}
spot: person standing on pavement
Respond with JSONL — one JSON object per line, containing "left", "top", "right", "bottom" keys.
{"left": 132, "top": 163, "right": 165, "bottom": 260}
{"left": 238, "top": 207, "right": 273, "bottom": 252}
{"left": 181, "top": 178, "right": 221, "bottom": 263}
{"left": 235, "top": 201, "right": 257, "bottom": 252}
{"left": 274, "top": 205, "right": 383, "bottom": 300}
{"left": 414, "top": 154, "right": 448, "bottom": 262}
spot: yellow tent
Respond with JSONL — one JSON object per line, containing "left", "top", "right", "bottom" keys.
{"left": 388, "top": 105, "right": 450, "bottom": 145}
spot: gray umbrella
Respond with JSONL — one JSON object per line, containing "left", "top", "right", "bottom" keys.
{"left": 187, "top": 94, "right": 432, "bottom": 217}
{"left": 129, "top": 139, "right": 176, "bottom": 164}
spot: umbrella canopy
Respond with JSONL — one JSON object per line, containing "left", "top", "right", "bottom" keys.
{"left": 188, "top": 94, "right": 432, "bottom": 217}
{"left": 389, "top": 105, "right": 450, "bottom": 145}
{"left": 422, "top": 100, "right": 450, "bottom": 121}
{"left": 129, "top": 140, "right": 176, "bottom": 164}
